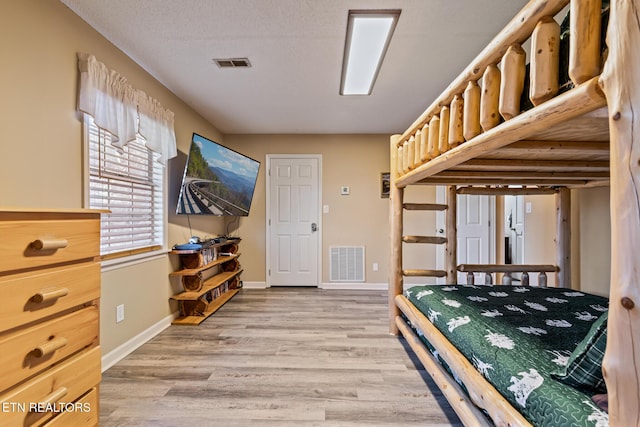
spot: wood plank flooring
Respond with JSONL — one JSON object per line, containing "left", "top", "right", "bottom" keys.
{"left": 100, "top": 287, "right": 462, "bottom": 426}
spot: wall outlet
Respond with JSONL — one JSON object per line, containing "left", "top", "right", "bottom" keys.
{"left": 116, "top": 304, "right": 125, "bottom": 323}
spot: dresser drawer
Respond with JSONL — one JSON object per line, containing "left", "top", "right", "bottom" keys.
{"left": 0, "top": 306, "right": 99, "bottom": 393}
{"left": 43, "top": 387, "right": 98, "bottom": 427}
{"left": 0, "top": 263, "right": 100, "bottom": 333}
{"left": 0, "top": 217, "right": 100, "bottom": 273}
{"left": 0, "top": 346, "right": 100, "bottom": 426}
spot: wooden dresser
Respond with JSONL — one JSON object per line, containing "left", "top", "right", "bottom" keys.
{"left": 0, "top": 209, "right": 103, "bottom": 426}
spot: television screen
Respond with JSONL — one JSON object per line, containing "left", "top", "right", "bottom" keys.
{"left": 176, "top": 133, "right": 260, "bottom": 216}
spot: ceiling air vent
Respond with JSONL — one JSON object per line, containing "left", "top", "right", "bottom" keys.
{"left": 213, "top": 58, "right": 251, "bottom": 68}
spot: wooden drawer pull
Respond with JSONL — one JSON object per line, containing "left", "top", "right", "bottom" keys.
{"left": 34, "top": 337, "right": 68, "bottom": 358}
{"left": 33, "top": 288, "right": 69, "bottom": 303}
{"left": 39, "top": 387, "right": 69, "bottom": 408}
{"left": 31, "top": 238, "right": 69, "bottom": 251}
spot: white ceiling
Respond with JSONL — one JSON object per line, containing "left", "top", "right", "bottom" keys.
{"left": 60, "top": 0, "right": 529, "bottom": 135}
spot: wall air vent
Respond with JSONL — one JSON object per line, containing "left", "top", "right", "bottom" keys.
{"left": 213, "top": 58, "right": 252, "bottom": 68}
{"left": 330, "top": 246, "right": 365, "bottom": 282}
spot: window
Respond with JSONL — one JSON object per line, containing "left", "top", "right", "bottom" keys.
{"left": 84, "top": 115, "right": 165, "bottom": 258}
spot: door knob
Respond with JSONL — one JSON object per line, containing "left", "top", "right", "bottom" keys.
{"left": 437, "top": 228, "right": 444, "bottom": 234}
{"left": 311, "top": 223, "right": 318, "bottom": 232}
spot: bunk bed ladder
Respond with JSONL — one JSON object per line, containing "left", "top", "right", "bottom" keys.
{"left": 389, "top": 136, "right": 458, "bottom": 334}
{"left": 400, "top": 201, "right": 451, "bottom": 281}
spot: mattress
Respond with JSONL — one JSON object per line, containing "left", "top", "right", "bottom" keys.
{"left": 405, "top": 284, "right": 609, "bottom": 427}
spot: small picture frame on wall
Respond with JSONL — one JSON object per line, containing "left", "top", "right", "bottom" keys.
{"left": 380, "top": 172, "right": 390, "bottom": 198}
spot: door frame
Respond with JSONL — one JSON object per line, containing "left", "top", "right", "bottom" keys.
{"left": 265, "top": 154, "right": 323, "bottom": 288}
{"left": 504, "top": 194, "right": 526, "bottom": 263}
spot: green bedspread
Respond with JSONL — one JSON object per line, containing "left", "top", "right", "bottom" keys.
{"left": 405, "top": 284, "right": 609, "bottom": 426}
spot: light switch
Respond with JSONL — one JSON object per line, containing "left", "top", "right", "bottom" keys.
{"left": 323, "top": 205, "right": 329, "bottom": 213}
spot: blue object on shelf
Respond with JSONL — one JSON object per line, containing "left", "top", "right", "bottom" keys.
{"left": 173, "top": 243, "right": 202, "bottom": 250}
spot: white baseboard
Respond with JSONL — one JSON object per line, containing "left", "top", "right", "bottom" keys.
{"left": 243, "top": 281, "right": 388, "bottom": 290}
{"left": 241, "top": 281, "right": 267, "bottom": 289}
{"left": 102, "top": 312, "right": 176, "bottom": 372}
{"left": 320, "top": 282, "right": 388, "bottom": 290}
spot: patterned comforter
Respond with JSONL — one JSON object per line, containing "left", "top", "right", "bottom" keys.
{"left": 405, "top": 284, "right": 609, "bottom": 426}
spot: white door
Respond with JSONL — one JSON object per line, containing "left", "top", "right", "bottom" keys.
{"left": 457, "top": 193, "right": 493, "bottom": 283}
{"left": 267, "top": 156, "right": 321, "bottom": 287}
{"left": 436, "top": 188, "right": 494, "bottom": 284}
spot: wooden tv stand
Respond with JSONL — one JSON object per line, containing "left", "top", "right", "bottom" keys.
{"left": 169, "top": 238, "right": 242, "bottom": 325}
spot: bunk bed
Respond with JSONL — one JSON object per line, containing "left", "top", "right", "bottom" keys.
{"left": 388, "top": 0, "right": 639, "bottom": 426}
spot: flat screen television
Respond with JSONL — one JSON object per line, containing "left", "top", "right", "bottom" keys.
{"left": 176, "top": 133, "right": 260, "bottom": 216}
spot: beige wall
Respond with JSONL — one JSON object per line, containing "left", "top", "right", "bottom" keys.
{"left": 514, "top": 189, "right": 610, "bottom": 293}
{"left": 223, "top": 134, "right": 391, "bottom": 285}
{"left": 521, "top": 189, "right": 611, "bottom": 294}
{"left": 523, "top": 194, "right": 558, "bottom": 285}
{"left": 578, "top": 187, "right": 611, "bottom": 296}
{"left": 0, "top": 0, "right": 226, "bottom": 355}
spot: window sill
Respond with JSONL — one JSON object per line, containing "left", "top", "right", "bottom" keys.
{"left": 100, "top": 247, "right": 169, "bottom": 272}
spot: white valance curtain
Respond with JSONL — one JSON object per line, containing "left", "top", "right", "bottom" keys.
{"left": 77, "top": 53, "right": 177, "bottom": 164}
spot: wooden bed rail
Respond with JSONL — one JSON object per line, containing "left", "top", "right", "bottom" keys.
{"left": 394, "top": 0, "right": 608, "bottom": 187}
{"left": 394, "top": 317, "right": 494, "bottom": 427}
{"left": 398, "top": 0, "right": 570, "bottom": 142}
{"left": 458, "top": 264, "right": 558, "bottom": 286}
{"left": 456, "top": 186, "right": 558, "bottom": 196}
{"left": 396, "top": 295, "right": 532, "bottom": 426}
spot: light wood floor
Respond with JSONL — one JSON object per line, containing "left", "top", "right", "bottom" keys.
{"left": 100, "top": 287, "right": 462, "bottom": 426}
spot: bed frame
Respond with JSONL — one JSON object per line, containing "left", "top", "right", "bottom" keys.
{"left": 388, "top": 0, "right": 639, "bottom": 425}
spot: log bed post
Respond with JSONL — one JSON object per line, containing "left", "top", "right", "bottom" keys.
{"left": 480, "top": 64, "right": 501, "bottom": 131}
{"left": 499, "top": 44, "right": 526, "bottom": 120}
{"left": 445, "top": 186, "right": 457, "bottom": 284}
{"left": 428, "top": 116, "right": 441, "bottom": 159}
{"left": 420, "top": 123, "right": 430, "bottom": 162}
{"left": 530, "top": 17, "right": 560, "bottom": 106}
{"left": 555, "top": 187, "right": 571, "bottom": 287}
{"left": 569, "top": 0, "right": 602, "bottom": 85}
{"left": 463, "top": 81, "right": 481, "bottom": 141}
{"left": 448, "top": 95, "right": 464, "bottom": 148}
{"left": 599, "top": 1, "right": 640, "bottom": 424}
{"left": 439, "top": 106, "right": 451, "bottom": 154}
{"left": 389, "top": 134, "right": 404, "bottom": 335}
{"left": 413, "top": 130, "right": 422, "bottom": 166}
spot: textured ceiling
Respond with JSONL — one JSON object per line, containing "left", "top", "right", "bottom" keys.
{"left": 60, "top": 0, "right": 529, "bottom": 135}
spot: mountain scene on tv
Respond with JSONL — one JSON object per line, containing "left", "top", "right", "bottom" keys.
{"left": 177, "top": 135, "right": 259, "bottom": 215}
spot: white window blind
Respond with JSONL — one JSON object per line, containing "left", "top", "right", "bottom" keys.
{"left": 85, "top": 115, "right": 165, "bottom": 257}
